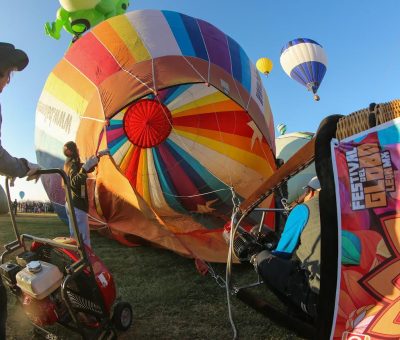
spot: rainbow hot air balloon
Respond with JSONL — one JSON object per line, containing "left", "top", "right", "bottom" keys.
{"left": 280, "top": 38, "right": 328, "bottom": 101}
{"left": 256, "top": 57, "right": 273, "bottom": 76}
{"left": 35, "top": 9, "right": 277, "bottom": 262}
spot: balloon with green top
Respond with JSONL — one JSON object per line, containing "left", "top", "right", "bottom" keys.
{"left": 45, "top": 0, "right": 130, "bottom": 41}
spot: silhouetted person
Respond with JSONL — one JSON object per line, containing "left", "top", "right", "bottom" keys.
{"left": 12, "top": 198, "right": 17, "bottom": 215}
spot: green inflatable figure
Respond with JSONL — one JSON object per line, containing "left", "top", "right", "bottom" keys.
{"left": 45, "top": 0, "right": 130, "bottom": 41}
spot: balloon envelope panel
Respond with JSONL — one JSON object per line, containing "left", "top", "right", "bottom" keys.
{"left": 276, "top": 132, "right": 316, "bottom": 203}
{"left": 0, "top": 185, "right": 8, "bottom": 215}
{"left": 107, "top": 84, "right": 275, "bottom": 225}
{"left": 35, "top": 10, "right": 276, "bottom": 262}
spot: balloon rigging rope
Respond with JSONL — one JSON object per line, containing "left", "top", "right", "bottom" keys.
{"left": 122, "top": 66, "right": 155, "bottom": 95}
{"left": 226, "top": 187, "right": 240, "bottom": 340}
{"left": 80, "top": 116, "right": 106, "bottom": 123}
{"left": 51, "top": 201, "right": 110, "bottom": 230}
{"left": 151, "top": 58, "right": 157, "bottom": 94}
{"left": 162, "top": 187, "right": 230, "bottom": 198}
{"left": 225, "top": 40, "right": 245, "bottom": 110}
{"left": 87, "top": 214, "right": 107, "bottom": 225}
{"left": 181, "top": 56, "right": 208, "bottom": 83}
{"left": 51, "top": 201, "right": 65, "bottom": 208}
{"left": 96, "top": 37, "right": 155, "bottom": 95}
{"left": 87, "top": 214, "right": 111, "bottom": 231}
{"left": 195, "top": 23, "right": 211, "bottom": 83}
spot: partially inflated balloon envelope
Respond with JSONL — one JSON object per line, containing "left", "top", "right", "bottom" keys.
{"left": 0, "top": 185, "right": 8, "bottom": 215}
{"left": 35, "top": 10, "right": 276, "bottom": 262}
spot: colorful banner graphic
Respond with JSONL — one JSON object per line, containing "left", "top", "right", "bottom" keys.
{"left": 331, "top": 118, "right": 400, "bottom": 339}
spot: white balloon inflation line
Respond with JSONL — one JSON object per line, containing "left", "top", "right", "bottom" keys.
{"left": 87, "top": 214, "right": 110, "bottom": 231}
{"left": 162, "top": 188, "right": 230, "bottom": 198}
{"left": 80, "top": 116, "right": 106, "bottom": 123}
{"left": 51, "top": 201, "right": 110, "bottom": 231}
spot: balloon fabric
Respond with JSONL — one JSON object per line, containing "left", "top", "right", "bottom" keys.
{"left": 36, "top": 9, "right": 277, "bottom": 262}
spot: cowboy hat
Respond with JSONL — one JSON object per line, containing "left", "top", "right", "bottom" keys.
{"left": 0, "top": 42, "right": 29, "bottom": 71}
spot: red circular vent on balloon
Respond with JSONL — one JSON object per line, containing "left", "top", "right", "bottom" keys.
{"left": 123, "top": 99, "right": 172, "bottom": 148}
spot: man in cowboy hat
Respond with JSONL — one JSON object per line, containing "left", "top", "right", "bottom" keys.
{"left": 0, "top": 42, "right": 40, "bottom": 179}
{"left": 0, "top": 42, "right": 41, "bottom": 339}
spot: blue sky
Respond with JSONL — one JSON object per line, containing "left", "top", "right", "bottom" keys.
{"left": 0, "top": 0, "right": 399, "bottom": 201}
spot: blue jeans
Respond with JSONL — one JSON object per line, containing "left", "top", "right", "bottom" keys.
{"left": 65, "top": 203, "right": 91, "bottom": 247}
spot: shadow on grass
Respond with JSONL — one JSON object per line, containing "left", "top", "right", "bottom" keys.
{"left": 0, "top": 213, "right": 303, "bottom": 339}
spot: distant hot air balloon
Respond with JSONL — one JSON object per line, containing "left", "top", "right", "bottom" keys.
{"left": 280, "top": 38, "right": 327, "bottom": 101}
{"left": 256, "top": 57, "right": 273, "bottom": 76}
{"left": 19, "top": 191, "right": 25, "bottom": 200}
{"left": 276, "top": 123, "right": 287, "bottom": 135}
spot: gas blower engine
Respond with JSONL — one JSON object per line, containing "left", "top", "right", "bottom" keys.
{"left": 222, "top": 221, "right": 279, "bottom": 262}
{"left": 0, "top": 239, "right": 132, "bottom": 338}
{"left": 0, "top": 169, "right": 133, "bottom": 339}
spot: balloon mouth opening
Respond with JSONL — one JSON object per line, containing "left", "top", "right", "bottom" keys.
{"left": 123, "top": 99, "right": 173, "bottom": 148}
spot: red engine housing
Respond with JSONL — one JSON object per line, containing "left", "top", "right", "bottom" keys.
{"left": 22, "top": 294, "right": 58, "bottom": 326}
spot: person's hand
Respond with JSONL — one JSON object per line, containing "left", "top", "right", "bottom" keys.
{"left": 26, "top": 162, "right": 41, "bottom": 183}
{"left": 9, "top": 177, "right": 16, "bottom": 187}
{"left": 250, "top": 254, "right": 259, "bottom": 272}
{"left": 97, "top": 149, "right": 110, "bottom": 157}
{"left": 82, "top": 155, "right": 99, "bottom": 173}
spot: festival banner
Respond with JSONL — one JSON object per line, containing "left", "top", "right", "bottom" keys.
{"left": 331, "top": 118, "right": 400, "bottom": 339}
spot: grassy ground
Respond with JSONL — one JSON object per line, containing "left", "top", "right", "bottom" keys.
{"left": 0, "top": 213, "right": 303, "bottom": 339}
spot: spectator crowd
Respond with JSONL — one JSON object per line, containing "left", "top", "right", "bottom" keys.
{"left": 12, "top": 200, "right": 54, "bottom": 214}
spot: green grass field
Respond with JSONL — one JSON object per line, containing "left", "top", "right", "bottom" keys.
{"left": 0, "top": 213, "right": 302, "bottom": 339}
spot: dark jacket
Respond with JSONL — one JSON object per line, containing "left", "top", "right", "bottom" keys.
{"left": 0, "top": 103, "right": 29, "bottom": 177}
{"left": 67, "top": 159, "right": 88, "bottom": 213}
